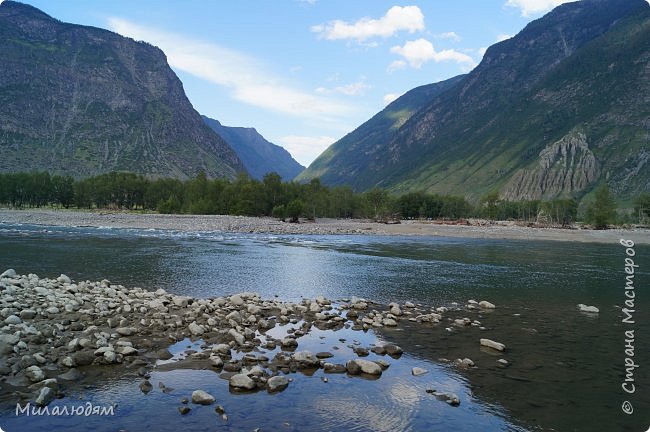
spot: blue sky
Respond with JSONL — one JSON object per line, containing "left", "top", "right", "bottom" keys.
{"left": 14, "top": 0, "right": 580, "bottom": 166}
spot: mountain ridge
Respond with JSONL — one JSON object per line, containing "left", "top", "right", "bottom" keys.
{"left": 299, "top": 0, "right": 650, "bottom": 203}
{"left": 0, "top": 1, "right": 245, "bottom": 179}
{"left": 202, "top": 116, "right": 304, "bottom": 181}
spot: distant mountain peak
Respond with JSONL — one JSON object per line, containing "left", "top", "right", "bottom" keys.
{"left": 203, "top": 116, "right": 304, "bottom": 181}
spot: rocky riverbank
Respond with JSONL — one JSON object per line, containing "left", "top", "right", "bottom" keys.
{"left": 0, "top": 269, "right": 507, "bottom": 412}
{"left": 1, "top": 209, "right": 649, "bottom": 243}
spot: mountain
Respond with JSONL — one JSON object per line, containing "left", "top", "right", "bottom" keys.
{"left": 299, "top": 0, "right": 650, "bottom": 203}
{"left": 0, "top": 1, "right": 245, "bottom": 179}
{"left": 202, "top": 116, "right": 304, "bottom": 181}
{"left": 296, "top": 75, "right": 465, "bottom": 183}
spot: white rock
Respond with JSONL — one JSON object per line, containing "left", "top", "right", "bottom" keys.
{"left": 212, "top": 344, "right": 231, "bottom": 355}
{"left": 480, "top": 338, "right": 506, "bottom": 351}
{"left": 412, "top": 367, "right": 428, "bottom": 376}
{"left": 103, "top": 350, "right": 118, "bottom": 363}
{"left": 209, "top": 355, "right": 224, "bottom": 368}
{"left": 382, "top": 318, "right": 398, "bottom": 326}
{"left": 57, "top": 274, "right": 71, "bottom": 284}
{"left": 25, "top": 365, "right": 45, "bottom": 382}
{"left": 228, "top": 329, "right": 245, "bottom": 345}
{"left": 191, "top": 390, "right": 215, "bottom": 405}
{"left": 171, "top": 296, "right": 189, "bottom": 307}
{"left": 117, "top": 346, "right": 137, "bottom": 356}
{"left": 404, "top": 301, "right": 415, "bottom": 308}
{"left": 0, "top": 269, "right": 17, "bottom": 278}
{"left": 229, "top": 374, "right": 256, "bottom": 390}
{"left": 230, "top": 294, "right": 244, "bottom": 306}
{"left": 116, "top": 327, "right": 136, "bottom": 336}
{"left": 4, "top": 315, "right": 21, "bottom": 325}
{"left": 479, "top": 301, "right": 496, "bottom": 309}
{"left": 35, "top": 387, "right": 56, "bottom": 407}
{"left": 577, "top": 304, "right": 599, "bottom": 313}
{"left": 20, "top": 309, "right": 37, "bottom": 320}
{"left": 45, "top": 307, "right": 60, "bottom": 314}
{"left": 267, "top": 375, "right": 289, "bottom": 392}
{"left": 352, "top": 359, "right": 382, "bottom": 375}
{"left": 189, "top": 321, "right": 204, "bottom": 336}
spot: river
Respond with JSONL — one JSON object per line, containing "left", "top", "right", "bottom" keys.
{"left": 0, "top": 222, "right": 648, "bottom": 431}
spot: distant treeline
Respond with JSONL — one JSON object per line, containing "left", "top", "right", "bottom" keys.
{"left": 0, "top": 171, "right": 648, "bottom": 226}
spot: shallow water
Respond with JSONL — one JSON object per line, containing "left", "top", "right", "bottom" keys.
{"left": 0, "top": 223, "right": 648, "bottom": 431}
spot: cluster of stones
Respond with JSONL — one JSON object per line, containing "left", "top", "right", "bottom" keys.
{"left": 0, "top": 268, "right": 508, "bottom": 409}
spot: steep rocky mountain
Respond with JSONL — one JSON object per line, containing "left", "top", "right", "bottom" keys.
{"left": 0, "top": 1, "right": 245, "bottom": 179}
{"left": 299, "top": 0, "right": 650, "bottom": 202}
{"left": 296, "top": 75, "right": 465, "bottom": 183}
{"left": 202, "top": 116, "right": 304, "bottom": 181}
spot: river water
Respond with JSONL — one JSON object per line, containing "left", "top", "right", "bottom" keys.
{"left": 0, "top": 223, "right": 648, "bottom": 432}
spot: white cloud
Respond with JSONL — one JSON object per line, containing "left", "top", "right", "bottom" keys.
{"left": 387, "top": 60, "right": 407, "bottom": 73}
{"left": 390, "top": 38, "right": 476, "bottom": 69}
{"left": 504, "top": 0, "right": 571, "bottom": 16}
{"left": 435, "top": 31, "right": 461, "bottom": 42}
{"left": 107, "top": 18, "right": 355, "bottom": 122}
{"left": 496, "top": 33, "right": 512, "bottom": 42}
{"left": 276, "top": 135, "right": 336, "bottom": 166}
{"left": 479, "top": 47, "right": 488, "bottom": 57}
{"left": 312, "top": 5, "right": 424, "bottom": 42}
{"left": 316, "top": 80, "right": 371, "bottom": 96}
{"left": 383, "top": 93, "right": 401, "bottom": 106}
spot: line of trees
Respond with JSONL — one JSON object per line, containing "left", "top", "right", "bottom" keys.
{"left": 0, "top": 171, "right": 647, "bottom": 227}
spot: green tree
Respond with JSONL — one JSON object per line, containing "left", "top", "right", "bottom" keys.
{"left": 286, "top": 199, "right": 303, "bottom": 223}
{"left": 363, "top": 187, "right": 390, "bottom": 220}
{"left": 272, "top": 204, "right": 287, "bottom": 221}
{"left": 480, "top": 191, "right": 500, "bottom": 221}
{"left": 634, "top": 192, "right": 650, "bottom": 224}
{"left": 585, "top": 184, "right": 616, "bottom": 229}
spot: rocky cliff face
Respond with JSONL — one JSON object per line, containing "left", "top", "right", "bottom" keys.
{"left": 502, "top": 132, "right": 598, "bottom": 200}
{"left": 0, "top": 1, "right": 245, "bottom": 179}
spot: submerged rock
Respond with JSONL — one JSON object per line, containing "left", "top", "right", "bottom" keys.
{"left": 412, "top": 367, "right": 428, "bottom": 376}
{"left": 480, "top": 338, "right": 506, "bottom": 351}
{"left": 577, "top": 304, "right": 599, "bottom": 313}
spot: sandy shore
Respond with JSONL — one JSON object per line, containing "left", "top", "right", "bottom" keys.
{"left": 0, "top": 209, "right": 648, "bottom": 244}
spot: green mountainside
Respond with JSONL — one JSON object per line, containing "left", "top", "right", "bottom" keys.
{"left": 202, "top": 116, "right": 304, "bottom": 181}
{"left": 0, "top": 1, "right": 245, "bottom": 179}
{"left": 296, "top": 75, "right": 465, "bottom": 183}
{"left": 299, "top": 0, "right": 650, "bottom": 203}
